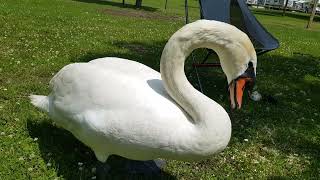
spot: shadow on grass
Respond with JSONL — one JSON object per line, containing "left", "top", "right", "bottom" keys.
{"left": 27, "top": 120, "right": 176, "bottom": 180}
{"left": 252, "top": 9, "right": 320, "bottom": 22}
{"left": 73, "top": 0, "right": 158, "bottom": 12}
{"left": 69, "top": 40, "right": 166, "bottom": 71}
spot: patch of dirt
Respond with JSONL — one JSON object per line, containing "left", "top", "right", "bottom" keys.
{"left": 100, "top": 8, "right": 181, "bottom": 21}
{"left": 122, "top": 44, "right": 148, "bottom": 53}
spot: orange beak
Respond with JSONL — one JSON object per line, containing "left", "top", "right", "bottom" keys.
{"left": 229, "top": 77, "right": 255, "bottom": 109}
{"left": 229, "top": 62, "right": 256, "bottom": 109}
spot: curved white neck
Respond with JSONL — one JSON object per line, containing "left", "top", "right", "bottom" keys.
{"left": 160, "top": 21, "right": 242, "bottom": 126}
{"left": 159, "top": 20, "right": 256, "bottom": 156}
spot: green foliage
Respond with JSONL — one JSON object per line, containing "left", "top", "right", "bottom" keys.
{"left": 0, "top": 0, "right": 319, "bottom": 179}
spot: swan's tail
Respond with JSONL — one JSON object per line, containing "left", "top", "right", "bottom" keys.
{"left": 29, "top": 95, "right": 49, "bottom": 113}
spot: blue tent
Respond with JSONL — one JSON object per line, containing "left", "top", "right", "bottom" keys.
{"left": 192, "top": 0, "right": 279, "bottom": 55}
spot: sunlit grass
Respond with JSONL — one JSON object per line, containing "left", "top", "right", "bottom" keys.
{"left": 0, "top": 0, "right": 319, "bottom": 179}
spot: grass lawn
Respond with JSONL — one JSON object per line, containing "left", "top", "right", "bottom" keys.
{"left": 0, "top": 0, "right": 319, "bottom": 179}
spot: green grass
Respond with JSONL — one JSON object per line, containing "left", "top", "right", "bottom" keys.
{"left": 0, "top": 0, "right": 319, "bottom": 179}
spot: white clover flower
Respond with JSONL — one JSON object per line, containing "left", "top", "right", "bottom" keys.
{"left": 78, "top": 162, "right": 83, "bottom": 166}
{"left": 29, "top": 153, "right": 35, "bottom": 159}
{"left": 33, "top": 137, "right": 38, "bottom": 141}
{"left": 250, "top": 91, "right": 262, "bottom": 101}
{"left": 244, "top": 139, "right": 249, "bottom": 142}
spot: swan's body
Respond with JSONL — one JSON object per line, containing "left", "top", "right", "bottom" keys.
{"left": 30, "top": 20, "right": 256, "bottom": 163}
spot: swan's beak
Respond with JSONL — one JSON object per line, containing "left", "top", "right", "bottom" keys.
{"left": 229, "top": 63, "right": 256, "bottom": 109}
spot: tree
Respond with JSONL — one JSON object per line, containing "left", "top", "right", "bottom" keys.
{"left": 135, "top": 0, "right": 142, "bottom": 8}
{"left": 306, "top": 0, "right": 319, "bottom": 28}
{"left": 282, "top": 0, "right": 289, "bottom": 16}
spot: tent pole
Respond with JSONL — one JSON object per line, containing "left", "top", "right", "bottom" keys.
{"left": 185, "top": 0, "right": 189, "bottom": 24}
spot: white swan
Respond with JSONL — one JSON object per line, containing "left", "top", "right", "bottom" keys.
{"left": 30, "top": 20, "right": 256, "bottom": 163}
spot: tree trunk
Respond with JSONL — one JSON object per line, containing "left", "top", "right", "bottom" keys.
{"left": 282, "top": 0, "right": 289, "bottom": 16}
{"left": 306, "top": 0, "right": 319, "bottom": 29}
{"left": 135, "top": 0, "right": 142, "bottom": 8}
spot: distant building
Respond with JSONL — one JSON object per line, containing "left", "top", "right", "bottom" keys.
{"left": 246, "top": 0, "right": 319, "bottom": 13}
{"left": 246, "top": 0, "right": 258, "bottom": 5}
{"left": 259, "top": 0, "right": 294, "bottom": 7}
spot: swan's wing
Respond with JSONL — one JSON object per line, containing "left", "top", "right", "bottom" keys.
{"left": 88, "top": 57, "right": 160, "bottom": 81}
{"left": 49, "top": 61, "right": 186, "bottom": 124}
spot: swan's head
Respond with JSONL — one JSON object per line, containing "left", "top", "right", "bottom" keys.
{"left": 161, "top": 20, "right": 257, "bottom": 109}
{"left": 217, "top": 28, "right": 257, "bottom": 109}
{"left": 228, "top": 61, "right": 256, "bottom": 109}
{"left": 184, "top": 20, "right": 257, "bottom": 109}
